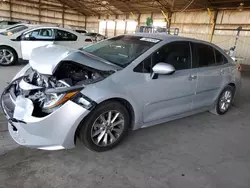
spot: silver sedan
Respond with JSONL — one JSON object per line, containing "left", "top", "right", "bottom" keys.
{"left": 1, "top": 33, "right": 241, "bottom": 152}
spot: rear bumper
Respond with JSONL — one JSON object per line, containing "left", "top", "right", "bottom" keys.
{"left": 233, "top": 72, "right": 241, "bottom": 104}
{"left": 1, "top": 83, "right": 90, "bottom": 150}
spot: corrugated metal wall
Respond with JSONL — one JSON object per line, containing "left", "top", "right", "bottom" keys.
{"left": 172, "top": 10, "right": 250, "bottom": 65}
{"left": 1, "top": 1, "right": 250, "bottom": 64}
{"left": 0, "top": 0, "right": 87, "bottom": 29}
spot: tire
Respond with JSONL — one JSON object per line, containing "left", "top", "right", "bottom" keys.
{"left": 79, "top": 101, "right": 130, "bottom": 152}
{"left": 0, "top": 46, "right": 18, "bottom": 66}
{"left": 210, "top": 85, "right": 235, "bottom": 115}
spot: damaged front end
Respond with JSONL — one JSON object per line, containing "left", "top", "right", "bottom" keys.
{"left": 1, "top": 60, "right": 114, "bottom": 122}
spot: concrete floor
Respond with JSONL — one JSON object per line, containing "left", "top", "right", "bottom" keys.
{"left": 0, "top": 64, "right": 250, "bottom": 188}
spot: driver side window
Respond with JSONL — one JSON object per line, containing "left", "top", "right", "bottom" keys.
{"left": 134, "top": 41, "right": 191, "bottom": 73}
{"left": 22, "top": 29, "right": 54, "bottom": 41}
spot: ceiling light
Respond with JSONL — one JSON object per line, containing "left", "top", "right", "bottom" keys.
{"left": 237, "top": 3, "right": 244, "bottom": 11}
{"left": 102, "top": 1, "right": 108, "bottom": 5}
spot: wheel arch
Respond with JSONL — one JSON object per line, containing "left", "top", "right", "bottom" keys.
{"left": 0, "top": 45, "right": 18, "bottom": 60}
{"left": 74, "top": 97, "right": 136, "bottom": 144}
{"left": 228, "top": 82, "right": 236, "bottom": 90}
{"left": 98, "top": 98, "right": 136, "bottom": 129}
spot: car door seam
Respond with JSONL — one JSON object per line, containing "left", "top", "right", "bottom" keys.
{"left": 145, "top": 93, "right": 194, "bottom": 107}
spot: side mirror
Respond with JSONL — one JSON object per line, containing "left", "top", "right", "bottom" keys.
{"left": 152, "top": 63, "right": 175, "bottom": 79}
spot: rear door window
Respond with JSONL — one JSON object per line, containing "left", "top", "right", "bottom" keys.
{"left": 195, "top": 43, "right": 216, "bottom": 67}
{"left": 55, "top": 29, "right": 77, "bottom": 41}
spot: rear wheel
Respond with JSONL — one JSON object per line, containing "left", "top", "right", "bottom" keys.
{"left": 0, "top": 46, "right": 17, "bottom": 66}
{"left": 210, "top": 85, "right": 234, "bottom": 115}
{"left": 79, "top": 101, "right": 130, "bottom": 152}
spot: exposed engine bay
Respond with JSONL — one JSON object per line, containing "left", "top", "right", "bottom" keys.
{"left": 4, "top": 61, "right": 114, "bottom": 118}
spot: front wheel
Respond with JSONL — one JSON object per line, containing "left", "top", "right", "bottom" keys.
{"left": 0, "top": 46, "right": 17, "bottom": 66}
{"left": 210, "top": 85, "right": 234, "bottom": 115}
{"left": 79, "top": 101, "right": 130, "bottom": 152}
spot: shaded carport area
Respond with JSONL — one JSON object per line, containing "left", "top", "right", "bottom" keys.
{"left": 1, "top": 0, "right": 250, "bottom": 187}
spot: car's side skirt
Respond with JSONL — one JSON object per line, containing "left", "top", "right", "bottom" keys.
{"left": 140, "top": 105, "right": 212, "bottom": 129}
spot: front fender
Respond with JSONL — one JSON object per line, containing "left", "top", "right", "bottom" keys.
{"left": 0, "top": 39, "right": 22, "bottom": 58}
{"left": 81, "top": 83, "right": 143, "bottom": 130}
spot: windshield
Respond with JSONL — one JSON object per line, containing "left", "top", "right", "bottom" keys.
{"left": 0, "top": 25, "right": 29, "bottom": 36}
{"left": 7, "top": 25, "right": 28, "bottom": 33}
{"left": 0, "top": 25, "right": 9, "bottom": 29}
{"left": 82, "top": 35, "right": 159, "bottom": 67}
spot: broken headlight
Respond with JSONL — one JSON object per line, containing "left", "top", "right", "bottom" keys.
{"left": 42, "top": 80, "right": 79, "bottom": 112}
{"left": 42, "top": 80, "right": 94, "bottom": 112}
{"left": 43, "top": 91, "right": 79, "bottom": 111}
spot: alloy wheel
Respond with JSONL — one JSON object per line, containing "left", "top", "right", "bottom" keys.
{"left": 219, "top": 90, "right": 232, "bottom": 112}
{"left": 91, "top": 110, "right": 125, "bottom": 147}
{"left": 0, "top": 49, "right": 14, "bottom": 65}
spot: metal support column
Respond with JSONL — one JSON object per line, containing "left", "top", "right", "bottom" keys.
{"left": 9, "top": 0, "right": 12, "bottom": 21}
{"left": 208, "top": 8, "right": 218, "bottom": 42}
{"left": 114, "top": 15, "right": 118, "bottom": 36}
{"left": 124, "top": 15, "right": 129, "bottom": 34}
{"left": 62, "top": 4, "right": 65, "bottom": 27}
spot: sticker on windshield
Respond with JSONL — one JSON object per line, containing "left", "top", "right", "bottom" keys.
{"left": 140, "top": 38, "right": 160, "bottom": 43}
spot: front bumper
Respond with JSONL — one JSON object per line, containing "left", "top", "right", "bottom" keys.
{"left": 1, "top": 86, "right": 90, "bottom": 150}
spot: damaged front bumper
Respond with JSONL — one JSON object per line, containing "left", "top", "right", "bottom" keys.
{"left": 1, "top": 79, "right": 91, "bottom": 150}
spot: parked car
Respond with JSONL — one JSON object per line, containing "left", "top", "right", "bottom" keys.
{"left": 0, "top": 23, "right": 32, "bottom": 35}
{"left": 75, "top": 29, "right": 88, "bottom": 34}
{"left": 1, "top": 34, "right": 241, "bottom": 152}
{"left": 0, "top": 26, "right": 93, "bottom": 65}
{"left": 0, "top": 20, "right": 21, "bottom": 27}
{"left": 84, "top": 32, "right": 107, "bottom": 42}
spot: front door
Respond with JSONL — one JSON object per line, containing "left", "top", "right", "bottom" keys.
{"left": 133, "top": 41, "right": 197, "bottom": 123}
{"left": 21, "top": 28, "right": 54, "bottom": 60}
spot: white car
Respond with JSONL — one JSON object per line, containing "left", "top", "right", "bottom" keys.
{"left": 0, "top": 26, "right": 93, "bottom": 66}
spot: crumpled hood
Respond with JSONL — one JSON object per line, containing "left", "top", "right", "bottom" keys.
{"left": 30, "top": 44, "right": 120, "bottom": 75}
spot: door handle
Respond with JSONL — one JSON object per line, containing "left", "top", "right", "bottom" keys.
{"left": 188, "top": 75, "right": 197, "bottom": 80}
{"left": 220, "top": 69, "right": 224, "bottom": 75}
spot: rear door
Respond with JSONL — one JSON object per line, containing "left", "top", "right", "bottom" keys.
{"left": 192, "top": 42, "right": 227, "bottom": 109}
{"left": 21, "top": 28, "right": 54, "bottom": 60}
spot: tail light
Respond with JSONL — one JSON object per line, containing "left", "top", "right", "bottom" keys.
{"left": 237, "top": 64, "right": 242, "bottom": 72}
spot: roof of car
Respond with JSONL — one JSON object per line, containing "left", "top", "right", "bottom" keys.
{"left": 130, "top": 33, "right": 226, "bottom": 54}
{"left": 131, "top": 32, "right": 187, "bottom": 41}
{"left": 131, "top": 32, "right": 217, "bottom": 45}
